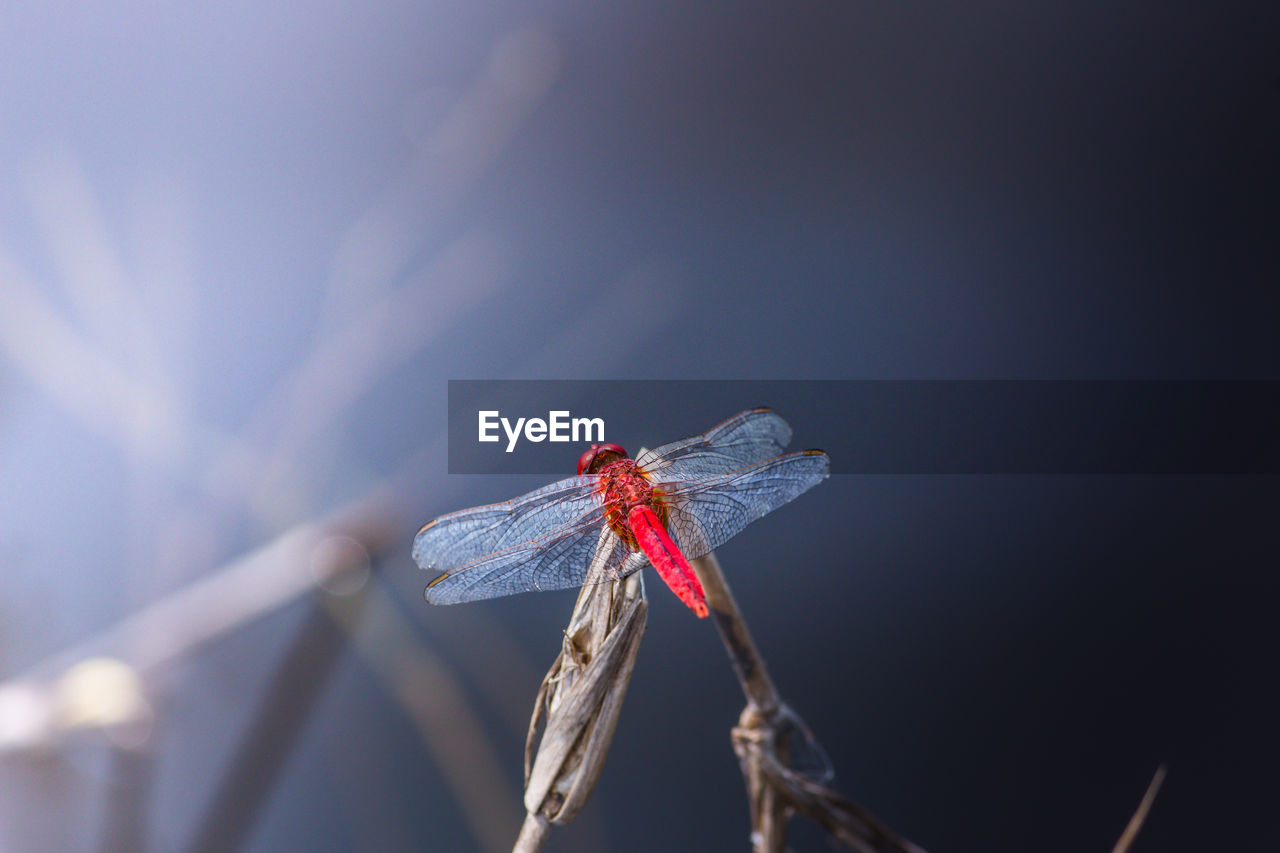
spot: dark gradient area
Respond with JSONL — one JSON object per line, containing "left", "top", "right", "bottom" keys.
{"left": 0, "top": 1, "right": 1276, "bottom": 852}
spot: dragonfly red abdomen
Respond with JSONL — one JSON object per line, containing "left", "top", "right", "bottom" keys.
{"left": 627, "top": 503, "right": 708, "bottom": 618}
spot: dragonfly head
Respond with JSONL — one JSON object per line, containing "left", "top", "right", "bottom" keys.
{"left": 577, "top": 442, "right": 628, "bottom": 475}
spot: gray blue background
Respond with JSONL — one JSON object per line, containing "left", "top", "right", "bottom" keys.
{"left": 0, "top": 2, "right": 1276, "bottom": 851}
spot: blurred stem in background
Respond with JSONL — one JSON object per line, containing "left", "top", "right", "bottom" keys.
{"left": 1112, "top": 766, "right": 1167, "bottom": 853}
{"left": 329, "top": 578, "right": 524, "bottom": 853}
{"left": 97, "top": 740, "right": 156, "bottom": 853}
{"left": 187, "top": 589, "right": 368, "bottom": 853}
{"left": 0, "top": 489, "right": 525, "bottom": 853}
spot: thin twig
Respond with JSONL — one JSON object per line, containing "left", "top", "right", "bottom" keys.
{"left": 691, "top": 552, "right": 926, "bottom": 853}
{"left": 1112, "top": 765, "right": 1167, "bottom": 853}
{"left": 694, "top": 553, "right": 780, "bottom": 717}
{"left": 512, "top": 813, "right": 552, "bottom": 853}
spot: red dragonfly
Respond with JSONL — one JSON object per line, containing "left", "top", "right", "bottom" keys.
{"left": 414, "top": 408, "right": 829, "bottom": 617}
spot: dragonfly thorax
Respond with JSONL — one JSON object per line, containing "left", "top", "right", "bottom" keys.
{"left": 595, "top": 458, "right": 668, "bottom": 549}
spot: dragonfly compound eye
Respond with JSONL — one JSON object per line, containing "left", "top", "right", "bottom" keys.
{"left": 577, "top": 442, "right": 629, "bottom": 475}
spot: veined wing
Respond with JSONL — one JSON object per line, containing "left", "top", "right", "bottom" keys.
{"left": 664, "top": 449, "right": 830, "bottom": 559}
{"left": 636, "top": 408, "right": 794, "bottom": 483}
{"left": 412, "top": 476, "right": 600, "bottom": 573}
{"left": 424, "top": 519, "right": 650, "bottom": 605}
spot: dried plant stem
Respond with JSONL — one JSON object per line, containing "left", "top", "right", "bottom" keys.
{"left": 512, "top": 814, "right": 552, "bottom": 853}
{"left": 693, "top": 553, "right": 781, "bottom": 717}
{"left": 691, "top": 552, "right": 785, "bottom": 851}
{"left": 691, "top": 552, "right": 926, "bottom": 853}
{"left": 516, "top": 544, "right": 649, "bottom": 853}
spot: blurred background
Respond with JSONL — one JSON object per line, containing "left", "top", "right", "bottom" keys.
{"left": 0, "top": 2, "right": 1277, "bottom": 851}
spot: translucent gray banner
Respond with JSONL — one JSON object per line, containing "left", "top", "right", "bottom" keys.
{"left": 448, "top": 380, "right": 1279, "bottom": 475}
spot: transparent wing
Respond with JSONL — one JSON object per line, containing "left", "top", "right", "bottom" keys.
{"left": 412, "top": 476, "right": 600, "bottom": 573}
{"left": 636, "top": 408, "right": 794, "bottom": 483}
{"left": 424, "top": 519, "right": 649, "bottom": 605}
{"left": 664, "top": 450, "right": 830, "bottom": 559}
